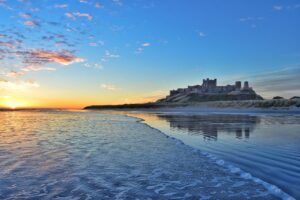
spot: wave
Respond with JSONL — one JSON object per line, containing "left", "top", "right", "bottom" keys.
{"left": 128, "top": 115, "right": 296, "bottom": 200}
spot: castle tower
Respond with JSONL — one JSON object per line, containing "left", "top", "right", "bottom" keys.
{"left": 235, "top": 81, "right": 241, "bottom": 90}
{"left": 202, "top": 78, "right": 217, "bottom": 88}
{"left": 244, "top": 81, "right": 249, "bottom": 89}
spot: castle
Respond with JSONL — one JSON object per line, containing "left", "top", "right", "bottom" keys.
{"left": 169, "top": 78, "right": 254, "bottom": 97}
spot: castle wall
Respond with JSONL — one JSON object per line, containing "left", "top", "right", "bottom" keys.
{"left": 169, "top": 79, "right": 253, "bottom": 96}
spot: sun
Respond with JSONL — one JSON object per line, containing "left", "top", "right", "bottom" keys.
{"left": 5, "top": 99, "right": 23, "bottom": 109}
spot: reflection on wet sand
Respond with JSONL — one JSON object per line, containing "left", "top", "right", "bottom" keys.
{"left": 156, "top": 114, "right": 260, "bottom": 141}
{"left": 120, "top": 111, "right": 300, "bottom": 199}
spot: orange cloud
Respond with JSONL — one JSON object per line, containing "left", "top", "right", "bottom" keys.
{"left": 29, "top": 50, "right": 84, "bottom": 65}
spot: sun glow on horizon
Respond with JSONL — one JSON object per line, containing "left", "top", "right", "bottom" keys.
{"left": 0, "top": 97, "right": 27, "bottom": 109}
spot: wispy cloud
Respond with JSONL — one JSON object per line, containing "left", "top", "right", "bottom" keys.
{"left": 84, "top": 63, "right": 103, "bottom": 70}
{"left": 5, "top": 71, "right": 25, "bottom": 77}
{"left": 101, "top": 84, "right": 117, "bottom": 91}
{"left": 0, "top": 79, "right": 39, "bottom": 91}
{"left": 112, "top": 0, "right": 122, "bottom": 6}
{"left": 273, "top": 4, "right": 300, "bottom": 11}
{"left": 79, "top": 0, "right": 88, "bottom": 3}
{"left": 0, "top": 40, "right": 18, "bottom": 49}
{"left": 239, "top": 17, "right": 263, "bottom": 22}
{"left": 198, "top": 32, "right": 206, "bottom": 37}
{"left": 95, "top": 2, "right": 103, "bottom": 8}
{"left": 65, "top": 12, "right": 93, "bottom": 21}
{"left": 105, "top": 50, "right": 120, "bottom": 58}
{"left": 0, "top": 69, "right": 25, "bottom": 78}
{"left": 230, "top": 66, "right": 300, "bottom": 98}
{"left": 88, "top": 40, "right": 104, "bottom": 47}
{"left": 21, "top": 65, "right": 56, "bottom": 72}
{"left": 135, "top": 42, "right": 151, "bottom": 54}
{"left": 273, "top": 5, "right": 283, "bottom": 11}
{"left": 17, "top": 49, "right": 84, "bottom": 66}
{"left": 54, "top": 4, "right": 68, "bottom": 8}
{"left": 239, "top": 17, "right": 263, "bottom": 28}
{"left": 0, "top": 0, "right": 12, "bottom": 10}
{"left": 142, "top": 42, "right": 151, "bottom": 47}
{"left": 19, "top": 12, "right": 32, "bottom": 19}
{"left": 29, "top": 49, "right": 84, "bottom": 65}
{"left": 24, "top": 20, "right": 40, "bottom": 27}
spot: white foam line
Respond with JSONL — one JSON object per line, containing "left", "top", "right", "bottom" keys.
{"left": 124, "top": 114, "right": 296, "bottom": 200}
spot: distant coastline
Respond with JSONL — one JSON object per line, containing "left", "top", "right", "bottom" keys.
{"left": 85, "top": 78, "right": 300, "bottom": 113}
{"left": 84, "top": 98, "right": 300, "bottom": 113}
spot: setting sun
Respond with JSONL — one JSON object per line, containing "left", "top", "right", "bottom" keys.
{"left": 2, "top": 98, "right": 25, "bottom": 109}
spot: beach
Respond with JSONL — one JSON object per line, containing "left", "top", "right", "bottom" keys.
{"left": 0, "top": 110, "right": 292, "bottom": 199}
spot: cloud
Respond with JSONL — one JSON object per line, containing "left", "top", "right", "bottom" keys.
{"left": 17, "top": 49, "right": 84, "bottom": 66}
{"left": 19, "top": 12, "right": 32, "bottom": 19}
{"left": 101, "top": 84, "right": 117, "bottom": 91}
{"left": 198, "top": 32, "right": 206, "bottom": 37}
{"left": 0, "top": 41, "right": 17, "bottom": 49}
{"left": 112, "top": 0, "right": 122, "bottom": 6}
{"left": 79, "top": 0, "right": 88, "bottom": 3}
{"left": 0, "top": 0, "right": 12, "bottom": 10}
{"left": 28, "top": 49, "right": 85, "bottom": 65}
{"left": 232, "top": 66, "right": 300, "bottom": 98}
{"left": 0, "top": 79, "right": 39, "bottom": 91}
{"left": 239, "top": 17, "right": 263, "bottom": 22}
{"left": 95, "top": 2, "right": 103, "bottom": 8}
{"left": 273, "top": 5, "right": 283, "bottom": 11}
{"left": 273, "top": 4, "right": 300, "bottom": 11}
{"left": 239, "top": 17, "right": 263, "bottom": 28}
{"left": 135, "top": 42, "right": 151, "bottom": 54}
{"left": 84, "top": 63, "right": 103, "bottom": 70}
{"left": 65, "top": 12, "right": 75, "bottom": 19}
{"left": 135, "top": 47, "right": 143, "bottom": 54}
{"left": 24, "top": 20, "right": 40, "bottom": 27}
{"left": 65, "top": 12, "right": 93, "bottom": 21}
{"left": 105, "top": 50, "right": 120, "bottom": 58}
{"left": 89, "top": 42, "right": 98, "bottom": 47}
{"left": 0, "top": 70, "right": 25, "bottom": 78}
{"left": 5, "top": 71, "right": 25, "bottom": 77}
{"left": 21, "top": 65, "right": 56, "bottom": 72}
{"left": 142, "top": 42, "right": 151, "bottom": 47}
{"left": 54, "top": 4, "right": 68, "bottom": 8}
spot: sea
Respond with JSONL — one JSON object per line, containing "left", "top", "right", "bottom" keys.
{"left": 0, "top": 110, "right": 298, "bottom": 200}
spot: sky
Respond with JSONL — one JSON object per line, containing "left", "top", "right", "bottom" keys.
{"left": 0, "top": 0, "right": 300, "bottom": 108}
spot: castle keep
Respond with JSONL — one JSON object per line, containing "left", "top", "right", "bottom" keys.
{"left": 169, "top": 78, "right": 252, "bottom": 97}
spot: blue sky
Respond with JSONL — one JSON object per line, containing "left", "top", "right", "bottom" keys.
{"left": 0, "top": 0, "right": 300, "bottom": 108}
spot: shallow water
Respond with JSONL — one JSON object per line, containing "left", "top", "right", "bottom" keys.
{"left": 123, "top": 111, "right": 300, "bottom": 199}
{"left": 0, "top": 110, "right": 283, "bottom": 199}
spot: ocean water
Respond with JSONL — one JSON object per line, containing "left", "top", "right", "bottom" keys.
{"left": 0, "top": 110, "right": 287, "bottom": 199}
{"left": 123, "top": 111, "right": 300, "bottom": 200}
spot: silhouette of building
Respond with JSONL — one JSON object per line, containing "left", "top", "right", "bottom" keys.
{"left": 169, "top": 78, "right": 255, "bottom": 96}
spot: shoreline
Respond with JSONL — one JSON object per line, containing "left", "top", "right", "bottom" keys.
{"left": 84, "top": 105, "right": 300, "bottom": 115}
{"left": 110, "top": 112, "right": 296, "bottom": 200}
